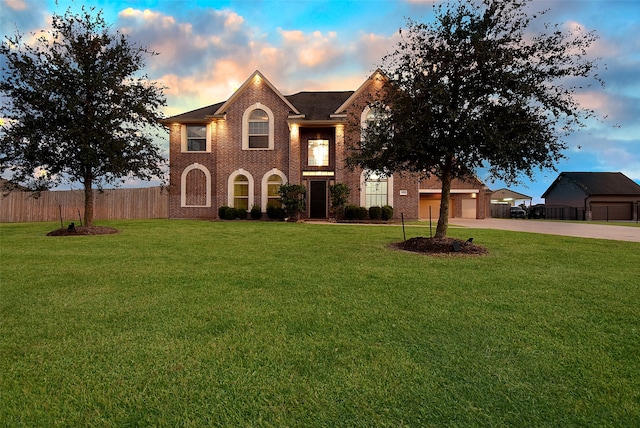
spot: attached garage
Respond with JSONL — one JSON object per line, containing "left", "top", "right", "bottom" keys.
{"left": 419, "top": 189, "right": 480, "bottom": 220}
{"left": 419, "top": 194, "right": 442, "bottom": 220}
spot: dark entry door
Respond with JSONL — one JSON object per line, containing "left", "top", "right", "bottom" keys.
{"left": 309, "top": 181, "right": 327, "bottom": 218}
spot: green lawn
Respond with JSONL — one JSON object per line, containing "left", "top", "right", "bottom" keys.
{"left": 1, "top": 220, "right": 639, "bottom": 427}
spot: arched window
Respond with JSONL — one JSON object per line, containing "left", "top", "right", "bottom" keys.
{"left": 249, "top": 109, "right": 269, "bottom": 148}
{"left": 360, "top": 106, "right": 388, "bottom": 144}
{"left": 362, "top": 107, "right": 382, "bottom": 128}
{"left": 181, "top": 163, "right": 211, "bottom": 207}
{"left": 242, "top": 103, "right": 274, "bottom": 150}
{"left": 228, "top": 170, "right": 255, "bottom": 210}
{"left": 267, "top": 174, "right": 282, "bottom": 205}
{"left": 233, "top": 174, "right": 249, "bottom": 210}
{"left": 261, "top": 169, "right": 287, "bottom": 212}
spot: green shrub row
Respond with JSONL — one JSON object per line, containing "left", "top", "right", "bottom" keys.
{"left": 218, "top": 206, "right": 248, "bottom": 220}
{"left": 266, "top": 204, "right": 286, "bottom": 220}
{"left": 344, "top": 205, "right": 393, "bottom": 221}
{"left": 219, "top": 205, "right": 287, "bottom": 221}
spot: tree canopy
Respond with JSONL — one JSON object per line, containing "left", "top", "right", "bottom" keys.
{"left": 0, "top": 7, "right": 167, "bottom": 225}
{"left": 346, "top": 0, "right": 602, "bottom": 237}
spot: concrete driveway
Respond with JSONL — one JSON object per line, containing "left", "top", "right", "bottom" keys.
{"left": 450, "top": 218, "right": 640, "bottom": 243}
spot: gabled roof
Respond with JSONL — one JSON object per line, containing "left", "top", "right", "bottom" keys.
{"left": 334, "top": 69, "right": 387, "bottom": 115}
{"left": 491, "top": 188, "right": 532, "bottom": 201}
{"left": 161, "top": 69, "right": 380, "bottom": 124}
{"left": 542, "top": 172, "right": 640, "bottom": 197}
{"left": 214, "top": 70, "right": 300, "bottom": 116}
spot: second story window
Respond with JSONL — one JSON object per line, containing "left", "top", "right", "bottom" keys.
{"left": 187, "top": 125, "right": 207, "bottom": 151}
{"left": 248, "top": 109, "right": 269, "bottom": 148}
{"left": 242, "top": 103, "right": 274, "bottom": 150}
{"left": 308, "top": 139, "right": 329, "bottom": 166}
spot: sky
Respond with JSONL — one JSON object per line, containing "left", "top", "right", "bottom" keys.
{"left": 1, "top": 0, "right": 639, "bottom": 202}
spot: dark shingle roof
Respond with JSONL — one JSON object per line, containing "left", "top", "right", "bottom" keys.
{"left": 543, "top": 172, "right": 640, "bottom": 197}
{"left": 163, "top": 91, "right": 354, "bottom": 122}
{"left": 285, "top": 91, "right": 354, "bottom": 121}
{"left": 163, "top": 101, "right": 225, "bottom": 122}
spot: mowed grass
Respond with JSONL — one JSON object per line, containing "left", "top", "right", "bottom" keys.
{"left": 1, "top": 220, "right": 639, "bottom": 427}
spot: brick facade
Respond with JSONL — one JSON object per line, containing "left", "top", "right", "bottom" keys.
{"left": 162, "top": 70, "right": 490, "bottom": 220}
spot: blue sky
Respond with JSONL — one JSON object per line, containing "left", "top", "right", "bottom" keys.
{"left": 2, "top": 0, "right": 639, "bottom": 201}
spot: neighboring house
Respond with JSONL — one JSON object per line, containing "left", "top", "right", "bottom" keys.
{"left": 161, "top": 70, "right": 490, "bottom": 220}
{"left": 490, "top": 188, "right": 532, "bottom": 218}
{"left": 542, "top": 172, "right": 640, "bottom": 221}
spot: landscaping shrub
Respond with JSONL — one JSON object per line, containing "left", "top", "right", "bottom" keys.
{"left": 267, "top": 204, "right": 286, "bottom": 220}
{"left": 369, "top": 206, "right": 382, "bottom": 220}
{"left": 222, "top": 207, "right": 237, "bottom": 220}
{"left": 218, "top": 206, "right": 231, "bottom": 219}
{"left": 356, "top": 206, "right": 368, "bottom": 220}
{"left": 278, "top": 183, "right": 306, "bottom": 221}
{"left": 345, "top": 205, "right": 368, "bottom": 221}
{"left": 329, "top": 183, "right": 350, "bottom": 219}
{"left": 381, "top": 205, "right": 394, "bottom": 220}
{"left": 235, "top": 208, "right": 248, "bottom": 220}
{"left": 250, "top": 205, "right": 262, "bottom": 220}
{"left": 344, "top": 205, "right": 358, "bottom": 220}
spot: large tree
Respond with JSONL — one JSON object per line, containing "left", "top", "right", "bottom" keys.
{"left": 0, "top": 7, "right": 166, "bottom": 226}
{"left": 346, "top": 0, "right": 602, "bottom": 238}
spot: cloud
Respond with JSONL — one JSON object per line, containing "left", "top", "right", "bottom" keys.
{"left": 0, "top": 0, "right": 48, "bottom": 37}
{"left": 279, "top": 29, "right": 345, "bottom": 68}
{"left": 4, "top": 0, "right": 27, "bottom": 10}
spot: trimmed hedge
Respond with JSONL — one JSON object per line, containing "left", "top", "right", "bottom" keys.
{"left": 345, "top": 205, "right": 368, "bottom": 220}
{"left": 369, "top": 206, "right": 382, "bottom": 220}
{"left": 381, "top": 205, "right": 394, "bottom": 220}
{"left": 250, "top": 205, "right": 262, "bottom": 220}
{"left": 267, "top": 204, "right": 286, "bottom": 220}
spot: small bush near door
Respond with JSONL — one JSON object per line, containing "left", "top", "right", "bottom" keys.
{"left": 267, "top": 203, "right": 286, "bottom": 220}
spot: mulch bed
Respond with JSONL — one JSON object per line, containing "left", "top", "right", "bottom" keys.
{"left": 47, "top": 225, "right": 120, "bottom": 236}
{"left": 391, "top": 236, "right": 489, "bottom": 256}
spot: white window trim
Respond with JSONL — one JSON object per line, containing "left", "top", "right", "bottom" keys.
{"left": 261, "top": 168, "right": 287, "bottom": 212}
{"left": 360, "top": 170, "right": 394, "bottom": 208}
{"left": 242, "top": 103, "right": 275, "bottom": 150}
{"left": 181, "top": 124, "right": 212, "bottom": 153}
{"left": 228, "top": 169, "right": 255, "bottom": 208}
{"left": 181, "top": 163, "right": 211, "bottom": 207}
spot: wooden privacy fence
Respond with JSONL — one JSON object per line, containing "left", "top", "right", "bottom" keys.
{"left": 0, "top": 186, "right": 168, "bottom": 223}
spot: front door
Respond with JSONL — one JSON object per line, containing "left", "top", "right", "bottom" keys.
{"left": 309, "top": 181, "right": 327, "bottom": 218}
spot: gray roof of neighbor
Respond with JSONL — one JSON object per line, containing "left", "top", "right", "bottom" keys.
{"left": 163, "top": 91, "right": 354, "bottom": 122}
{"left": 542, "top": 172, "right": 640, "bottom": 197}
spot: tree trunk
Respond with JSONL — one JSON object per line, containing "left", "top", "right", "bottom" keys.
{"left": 83, "top": 175, "right": 94, "bottom": 226}
{"left": 435, "top": 159, "right": 453, "bottom": 238}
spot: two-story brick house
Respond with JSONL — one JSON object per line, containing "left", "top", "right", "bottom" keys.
{"left": 161, "top": 70, "right": 490, "bottom": 220}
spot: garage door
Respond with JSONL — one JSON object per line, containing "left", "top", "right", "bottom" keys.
{"left": 461, "top": 198, "right": 476, "bottom": 219}
{"left": 419, "top": 195, "right": 440, "bottom": 220}
{"left": 591, "top": 203, "right": 633, "bottom": 221}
